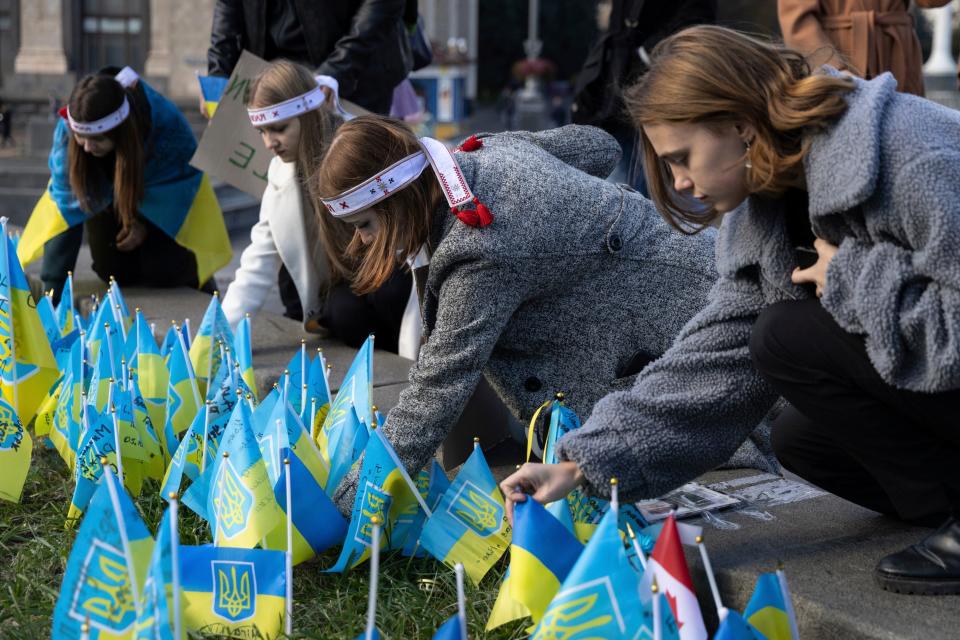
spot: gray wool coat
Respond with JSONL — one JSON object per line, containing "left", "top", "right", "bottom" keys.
{"left": 558, "top": 71, "right": 960, "bottom": 502}
{"left": 334, "top": 125, "right": 737, "bottom": 513}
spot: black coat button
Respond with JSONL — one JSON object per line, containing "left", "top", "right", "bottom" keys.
{"left": 524, "top": 376, "right": 542, "bottom": 392}
{"left": 609, "top": 233, "right": 623, "bottom": 251}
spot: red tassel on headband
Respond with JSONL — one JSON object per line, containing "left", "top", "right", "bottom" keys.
{"left": 58, "top": 106, "right": 68, "bottom": 120}
{"left": 458, "top": 135, "right": 484, "bottom": 152}
{"left": 451, "top": 197, "right": 493, "bottom": 228}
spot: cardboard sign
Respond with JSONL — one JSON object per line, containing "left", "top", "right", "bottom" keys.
{"left": 190, "top": 50, "right": 366, "bottom": 200}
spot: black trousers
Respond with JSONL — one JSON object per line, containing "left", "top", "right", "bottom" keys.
{"left": 41, "top": 210, "right": 212, "bottom": 305}
{"left": 750, "top": 299, "right": 960, "bottom": 526}
{"left": 317, "top": 269, "right": 412, "bottom": 355}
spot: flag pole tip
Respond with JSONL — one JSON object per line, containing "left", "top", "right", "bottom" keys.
{"left": 370, "top": 514, "right": 383, "bottom": 526}
{"left": 168, "top": 491, "right": 178, "bottom": 500}
{"left": 695, "top": 535, "right": 703, "bottom": 544}
{"left": 223, "top": 451, "right": 229, "bottom": 458}
{"left": 284, "top": 458, "right": 290, "bottom": 465}
{"left": 555, "top": 391, "right": 565, "bottom": 401}
{"left": 609, "top": 477, "right": 618, "bottom": 486}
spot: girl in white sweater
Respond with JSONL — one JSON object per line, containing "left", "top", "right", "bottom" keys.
{"left": 222, "top": 60, "right": 415, "bottom": 354}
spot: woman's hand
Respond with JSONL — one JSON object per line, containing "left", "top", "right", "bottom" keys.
{"left": 499, "top": 461, "right": 584, "bottom": 525}
{"left": 116, "top": 219, "right": 147, "bottom": 252}
{"left": 791, "top": 237, "right": 838, "bottom": 297}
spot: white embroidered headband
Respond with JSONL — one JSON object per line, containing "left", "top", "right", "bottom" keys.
{"left": 321, "top": 135, "right": 493, "bottom": 227}
{"left": 247, "top": 75, "right": 353, "bottom": 126}
{"left": 66, "top": 66, "right": 139, "bottom": 135}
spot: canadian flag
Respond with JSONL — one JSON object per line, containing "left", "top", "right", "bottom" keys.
{"left": 649, "top": 515, "right": 708, "bottom": 640}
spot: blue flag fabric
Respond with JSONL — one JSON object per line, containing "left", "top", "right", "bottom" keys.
{"left": 53, "top": 470, "right": 154, "bottom": 639}
{"left": 716, "top": 610, "right": 764, "bottom": 640}
{"left": 325, "top": 399, "right": 369, "bottom": 497}
{"left": 159, "top": 323, "right": 180, "bottom": 359}
{"left": 432, "top": 614, "right": 466, "bottom": 640}
{"left": 55, "top": 272, "right": 75, "bottom": 336}
{"left": 396, "top": 460, "right": 450, "bottom": 556}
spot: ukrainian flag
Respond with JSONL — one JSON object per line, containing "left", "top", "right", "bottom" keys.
{"left": 134, "top": 506, "right": 177, "bottom": 640}
{"left": 324, "top": 397, "right": 369, "bottom": 497}
{"left": 36, "top": 291, "right": 61, "bottom": 347}
{"left": 182, "top": 400, "right": 283, "bottom": 548}
{"left": 542, "top": 399, "right": 580, "bottom": 464}
{"left": 395, "top": 459, "right": 449, "bottom": 556}
{"left": 159, "top": 407, "right": 204, "bottom": 498}
{"left": 328, "top": 428, "right": 418, "bottom": 572}
{"left": 45, "top": 338, "right": 83, "bottom": 469}
{"left": 745, "top": 573, "right": 793, "bottom": 640}
{"left": 0, "top": 397, "right": 31, "bottom": 503}
{"left": 55, "top": 271, "right": 75, "bottom": 336}
{"left": 162, "top": 326, "right": 201, "bottom": 460}
{"left": 0, "top": 221, "right": 58, "bottom": 425}
{"left": 189, "top": 294, "right": 234, "bottom": 397}
{"left": 509, "top": 498, "right": 583, "bottom": 623}
{"left": 68, "top": 405, "right": 131, "bottom": 523}
{"left": 53, "top": 468, "right": 154, "bottom": 639}
{"left": 234, "top": 314, "right": 256, "bottom": 401}
{"left": 533, "top": 506, "right": 672, "bottom": 640}
{"left": 486, "top": 571, "right": 531, "bottom": 632}
{"left": 159, "top": 322, "right": 179, "bottom": 360}
{"left": 716, "top": 610, "right": 764, "bottom": 640}
{"left": 18, "top": 80, "right": 232, "bottom": 287}
{"left": 304, "top": 348, "right": 331, "bottom": 435}
{"left": 418, "top": 444, "right": 511, "bottom": 585}
{"left": 179, "top": 544, "right": 286, "bottom": 639}
{"left": 127, "top": 375, "right": 165, "bottom": 480}
{"left": 198, "top": 74, "right": 229, "bottom": 118}
{"left": 260, "top": 400, "right": 346, "bottom": 564}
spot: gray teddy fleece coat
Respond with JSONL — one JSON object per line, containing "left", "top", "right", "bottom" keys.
{"left": 334, "top": 125, "right": 737, "bottom": 513}
{"left": 558, "top": 72, "right": 960, "bottom": 502}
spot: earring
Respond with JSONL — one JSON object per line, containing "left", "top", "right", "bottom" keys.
{"left": 744, "top": 141, "right": 753, "bottom": 170}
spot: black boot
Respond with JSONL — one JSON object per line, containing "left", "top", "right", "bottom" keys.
{"left": 875, "top": 517, "right": 960, "bottom": 594}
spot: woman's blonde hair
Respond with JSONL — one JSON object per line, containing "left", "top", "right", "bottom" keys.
{"left": 624, "top": 25, "right": 855, "bottom": 232}
{"left": 313, "top": 115, "right": 440, "bottom": 295}
{"left": 248, "top": 60, "right": 353, "bottom": 277}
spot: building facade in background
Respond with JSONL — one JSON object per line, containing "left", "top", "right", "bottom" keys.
{"left": 0, "top": 0, "right": 477, "bottom": 104}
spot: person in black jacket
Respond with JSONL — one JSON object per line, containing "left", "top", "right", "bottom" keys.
{"left": 207, "top": 0, "right": 411, "bottom": 114}
{"left": 571, "top": 0, "right": 717, "bottom": 187}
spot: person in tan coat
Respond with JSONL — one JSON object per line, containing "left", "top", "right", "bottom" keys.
{"left": 778, "top": 0, "right": 952, "bottom": 96}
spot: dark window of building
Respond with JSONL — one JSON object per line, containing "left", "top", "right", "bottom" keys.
{"left": 80, "top": 0, "right": 149, "bottom": 75}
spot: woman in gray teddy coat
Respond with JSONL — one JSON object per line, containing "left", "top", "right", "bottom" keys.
{"left": 313, "top": 115, "right": 778, "bottom": 528}
{"left": 504, "top": 25, "right": 960, "bottom": 595}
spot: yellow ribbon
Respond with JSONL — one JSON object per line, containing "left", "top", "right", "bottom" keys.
{"left": 525, "top": 398, "right": 554, "bottom": 463}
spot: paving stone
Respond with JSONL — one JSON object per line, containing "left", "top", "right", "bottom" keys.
{"left": 682, "top": 469, "right": 960, "bottom": 639}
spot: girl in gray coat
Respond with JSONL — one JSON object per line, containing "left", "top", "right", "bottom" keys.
{"left": 503, "top": 25, "right": 960, "bottom": 595}
{"left": 312, "top": 115, "right": 739, "bottom": 523}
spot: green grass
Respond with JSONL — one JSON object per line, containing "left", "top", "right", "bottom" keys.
{"left": 0, "top": 447, "right": 531, "bottom": 639}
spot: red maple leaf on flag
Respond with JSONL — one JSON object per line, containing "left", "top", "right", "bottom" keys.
{"left": 665, "top": 590, "right": 684, "bottom": 630}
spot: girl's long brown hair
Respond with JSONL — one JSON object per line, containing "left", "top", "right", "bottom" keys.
{"left": 248, "top": 60, "right": 352, "bottom": 280}
{"left": 67, "top": 73, "right": 149, "bottom": 231}
{"left": 313, "top": 115, "right": 439, "bottom": 295}
{"left": 623, "top": 25, "right": 855, "bottom": 233}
